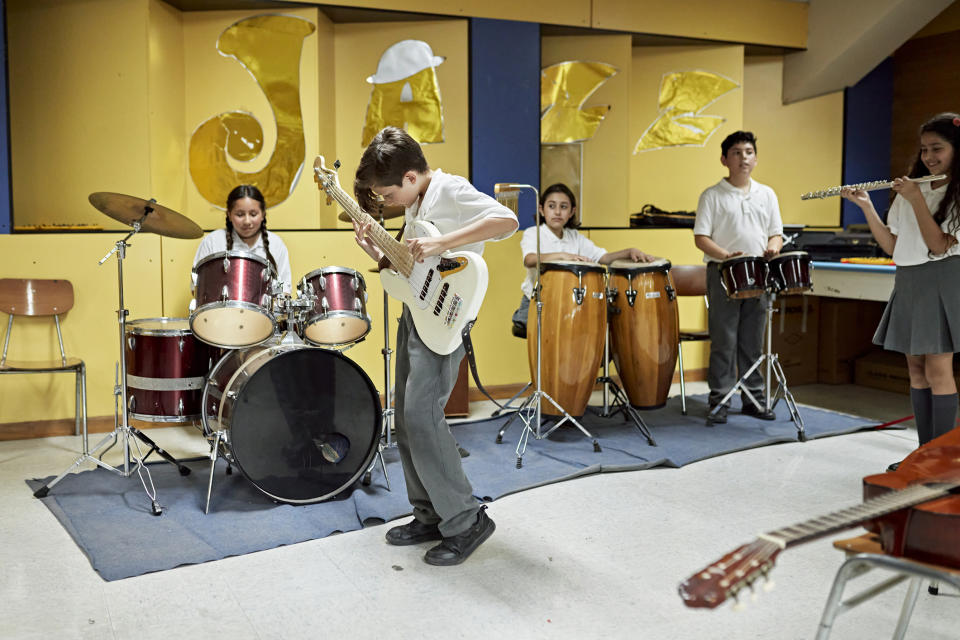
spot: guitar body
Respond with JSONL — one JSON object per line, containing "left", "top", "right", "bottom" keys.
{"left": 862, "top": 428, "right": 960, "bottom": 568}
{"left": 380, "top": 220, "right": 489, "bottom": 356}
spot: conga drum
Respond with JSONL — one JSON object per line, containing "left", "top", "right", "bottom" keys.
{"left": 607, "top": 259, "right": 679, "bottom": 409}
{"left": 527, "top": 261, "right": 606, "bottom": 417}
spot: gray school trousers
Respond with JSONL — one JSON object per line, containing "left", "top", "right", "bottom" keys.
{"left": 705, "top": 264, "right": 766, "bottom": 406}
{"left": 394, "top": 307, "right": 479, "bottom": 537}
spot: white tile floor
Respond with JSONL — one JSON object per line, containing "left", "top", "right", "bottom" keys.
{"left": 2, "top": 382, "right": 959, "bottom": 640}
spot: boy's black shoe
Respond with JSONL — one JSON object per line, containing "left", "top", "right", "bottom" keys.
{"left": 741, "top": 402, "right": 777, "bottom": 420}
{"left": 424, "top": 506, "right": 495, "bottom": 566}
{"left": 385, "top": 518, "right": 442, "bottom": 546}
{"left": 511, "top": 322, "right": 527, "bottom": 339}
{"left": 706, "top": 404, "right": 727, "bottom": 426}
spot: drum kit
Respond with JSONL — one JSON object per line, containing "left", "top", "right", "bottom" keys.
{"left": 35, "top": 193, "right": 396, "bottom": 514}
{"left": 709, "top": 250, "right": 812, "bottom": 439}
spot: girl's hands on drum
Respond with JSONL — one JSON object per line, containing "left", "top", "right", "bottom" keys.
{"left": 626, "top": 248, "right": 656, "bottom": 263}
{"left": 352, "top": 220, "right": 383, "bottom": 262}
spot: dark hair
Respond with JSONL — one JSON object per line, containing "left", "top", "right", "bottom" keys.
{"left": 538, "top": 183, "right": 580, "bottom": 228}
{"left": 721, "top": 131, "right": 758, "bottom": 156}
{"left": 907, "top": 112, "right": 960, "bottom": 237}
{"left": 354, "top": 126, "right": 429, "bottom": 213}
{"left": 225, "top": 184, "right": 278, "bottom": 274}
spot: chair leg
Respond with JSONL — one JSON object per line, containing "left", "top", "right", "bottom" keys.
{"left": 892, "top": 577, "right": 923, "bottom": 640}
{"left": 678, "top": 343, "right": 687, "bottom": 415}
{"left": 80, "top": 363, "right": 88, "bottom": 454}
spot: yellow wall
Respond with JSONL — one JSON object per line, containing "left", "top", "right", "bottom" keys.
{"left": 8, "top": 0, "right": 152, "bottom": 230}
{"left": 542, "top": 35, "right": 633, "bottom": 228}
{"left": 0, "top": 234, "right": 164, "bottom": 423}
{"left": 629, "top": 45, "right": 745, "bottom": 214}
{"left": 148, "top": 0, "right": 187, "bottom": 209}
{"left": 332, "top": 20, "right": 470, "bottom": 231}
{"left": 743, "top": 56, "right": 844, "bottom": 227}
{"left": 182, "top": 7, "right": 325, "bottom": 230}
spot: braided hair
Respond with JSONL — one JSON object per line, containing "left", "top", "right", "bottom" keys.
{"left": 225, "top": 185, "right": 278, "bottom": 274}
{"left": 907, "top": 112, "right": 960, "bottom": 239}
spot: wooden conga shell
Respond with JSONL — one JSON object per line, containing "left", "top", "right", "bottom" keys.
{"left": 527, "top": 261, "right": 606, "bottom": 417}
{"left": 607, "top": 259, "right": 679, "bottom": 409}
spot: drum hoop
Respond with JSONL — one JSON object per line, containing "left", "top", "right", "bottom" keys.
{"left": 194, "top": 249, "right": 271, "bottom": 272}
{"left": 608, "top": 259, "right": 673, "bottom": 274}
{"left": 770, "top": 251, "right": 811, "bottom": 261}
{"left": 302, "top": 313, "right": 372, "bottom": 347}
{"left": 125, "top": 317, "right": 193, "bottom": 336}
{"left": 129, "top": 411, "right": 201, "bottom": 423}
{"left": 222, "top": 346, "right": 383, "bottom": 505}
{"left": 721, "top": 255, "right": 763, "bottom": 266}
{"left": 539, "top": 261, "right": 606, "bottom": 275}
{"left": 303, "top": 266, "right": 366, "bottom": 285}
{"left": 189, "top": 301, "right": 277, "bottom": 349}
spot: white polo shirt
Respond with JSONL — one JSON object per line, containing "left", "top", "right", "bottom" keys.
{"left": 193, "top": 228, "right": 292, "bottom": 293}
{"left": 519, "top": 226, "right": 606, "bottom": 298}
{"left": 694, "top": 178, "right": 783, "bottom": 263}
{"left": 888, "top": 181, "right": 960, "bottom": 266}
{"left": 404, "top": 168, "right": 517, "bottom": 256}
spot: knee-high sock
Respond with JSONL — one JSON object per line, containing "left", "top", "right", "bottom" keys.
{"left": 911, "top": 387, "right": 933, "bottom": 445}
{"left": 931, "top": 392, "right": 959, "bottom": 440}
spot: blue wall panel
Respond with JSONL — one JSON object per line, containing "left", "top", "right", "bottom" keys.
{"left": 842, "top": 58, "right": 893, "bottom": 228}
{"left": 0, "top": 0, "right": 10, "bottom": 233}
{"left": 469, "top": 18, "right": 540, "bottom": 229}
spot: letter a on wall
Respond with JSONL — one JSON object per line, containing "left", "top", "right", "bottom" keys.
{"left": 189, "top": 15, "right": 315, "bottom": 209}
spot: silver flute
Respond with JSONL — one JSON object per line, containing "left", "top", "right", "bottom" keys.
{"left": 801, "top": 174, "right": 947, "bottom": 200}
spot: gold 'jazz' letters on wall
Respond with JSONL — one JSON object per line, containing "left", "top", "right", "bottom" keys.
{"left": 189, "top": 15, "right": 315, "bottom": 209}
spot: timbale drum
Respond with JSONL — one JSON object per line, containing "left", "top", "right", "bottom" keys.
{"left": 124, "top": 318, "right": 219, "bottom": 422}
{"left": 606, "top": 259, "right": 679, "bottom": 409}
{"left": 191, "top": 250, "right": 276, "bottom": 348}
{"left": 527, "top": 260, "right": 606, "bottom": 417}
{"left": 202, "top": 343, "right": 381, "bottom": 504}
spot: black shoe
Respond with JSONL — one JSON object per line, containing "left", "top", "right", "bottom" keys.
{"left": 457, "top": 445, "right": 470, "bottom": 458}
{"left": 385, "top": 518, "right": 442, "bottom": 546}
{"left": 707, "top": 404, "right": 727, "bottom": 425}
{"left": 424, "top": 506, "right": 495, "bottom": 566}
{"left": 886, "top": 461, "right": 901, "bottom": 472}
{"left": 511, "top": 322, "right": 527, "bottom": 339}
{"left": 741, "top": 402, "right": 776, "bottom": 420}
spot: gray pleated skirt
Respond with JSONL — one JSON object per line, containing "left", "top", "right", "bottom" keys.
{"left": 874, "top": 255, "right": 960, "bottom": 355}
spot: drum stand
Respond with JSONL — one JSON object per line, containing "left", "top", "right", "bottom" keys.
{"left": 34, "top": 207, "right": 190, "bottom": 514}
{"left": 361, "top": 285, "right": 394, "bottom": 489}
{"left": 706, "top": 290, "right": 806, "bottom": 441}
{"left": 493, "top": 182, "right": 600, "bottom": 469}
{"left": 595, "top": 324, "right": 657, "bottom": 446}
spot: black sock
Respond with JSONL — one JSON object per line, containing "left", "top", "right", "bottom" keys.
{"left": 911, "top": 387, "right": 933, "bottom": 445}
{"left": 931, "top": 392, "right": 958, "bottom": 441}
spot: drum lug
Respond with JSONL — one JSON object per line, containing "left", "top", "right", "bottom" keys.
{"left": 226, "top": 390, "right": 237, "bottom": 400}
{"left": 178, "top": 397, "right": 184, "bottom": 415}
{"left": 188, "top": 298, "right": 197, "bottom": 312}
{"left": 127, "top": 395, "right": 136, "bottom": 411}
{"left": 319, "top": 274, "right": 326, "bottom": 290}
{"left": 572, "top": 287, "right": 585, "bottom": 305}
{"left": 665, "top": 283, "right": 676, "bottom": 301}
{"left": 222, "top": 256, "right": 230, "bottom": 273}
{"left": 351, "top": 274, "right": 359, "bottom": 290}
{"left": 127, "top": 336, "right": 135, "bottom": 351}
{"left": 354, "top": 298, "right": 363, "bottom": 311}
{"left": 626, "top": 289, "right": 638, "bottom": 307}
{"left": 321, "top": 296, "right": 329, "bottom": 313}
{"left": 221, "top": 285, "right": 229, "bottom": 301}
{"left": 262, "top": 268, "right": 271, "bottom": 282}
{"left": 261, "top": 294, "right": 272, "bottom": 307}
{"left": 178, "top": 337, "right": 185, "bottom": 353}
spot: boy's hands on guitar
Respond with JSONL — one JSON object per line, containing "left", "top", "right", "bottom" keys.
{"left": 407, "top": 235, "right": 446, "bottom": 263}
{"left": 353, "top": 219, "right": 383, "bottom": 262}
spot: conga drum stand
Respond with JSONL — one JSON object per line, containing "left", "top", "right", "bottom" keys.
{"left": 595, "top": 324, "right": 657, "bottom": 446}
{"left": 34, "top": 196, "right": 202, "bottom": 514}
{"left": 493, "top": 183, "right": 601, "bottom": 468}
{"left": 707, "top": 290, "right": 806, "bottom": 441}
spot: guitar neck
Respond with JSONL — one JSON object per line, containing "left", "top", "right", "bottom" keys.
{"left": 325, "top": 184, "right": 414, "bottom": 277}
{"left": 762, "top": 482, "right": 956, "bottom": 549}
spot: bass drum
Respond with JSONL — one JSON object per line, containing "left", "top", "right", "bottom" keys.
{"left": 202, "top": 343, "right": 382, "bottom": 504}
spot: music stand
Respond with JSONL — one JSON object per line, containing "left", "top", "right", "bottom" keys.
{"left": 493, "top": 183, "right": 600, "bottom": 468}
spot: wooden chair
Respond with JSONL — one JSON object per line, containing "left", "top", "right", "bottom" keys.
{"left": 0, "top": 279, "right": 87, "bottom": 435}
{"left": 671, "top": 265, "right": 710, "bottom": 415}
{"left": 816, "top": 533, "right": 960, "bottom": 639}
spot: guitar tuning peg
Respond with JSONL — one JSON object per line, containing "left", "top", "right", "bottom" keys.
{"left": 763, "top": 579, "right": 775, "bottom": 592}
{"left": 334, "top": 159, "right": 341, "bottom": 170}
{"left": 732, "top": 600, "right": 747, "bottom": 612}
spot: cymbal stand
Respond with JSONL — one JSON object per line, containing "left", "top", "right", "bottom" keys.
{"left": 594, "top": 318, "right": 656, "bottom": 446}
{"left": 33, "top": 204, "right": 190, "bottom": 514}
{"left": 493, "top": 183, "right": 600, "bottom": 468}
{"left": 706, "top": 289, "right": 806, "bottom": 441}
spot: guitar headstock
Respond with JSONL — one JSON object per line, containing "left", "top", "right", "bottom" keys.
{"left": 678, "top": 540, "right": 781, "bottom": 609}
{"left": 313, "top": 156, "right": 340, "bottom": 205}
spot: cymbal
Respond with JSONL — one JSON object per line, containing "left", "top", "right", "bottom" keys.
{"left": 338, "top": 204, "right": 406, "bottom": 223}
{"left": 89, "top": 192, "right": 203, "bottom": 239}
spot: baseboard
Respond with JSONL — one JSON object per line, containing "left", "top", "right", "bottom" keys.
{"left": 1, "top": 368, "right": 710, "bottom": 441}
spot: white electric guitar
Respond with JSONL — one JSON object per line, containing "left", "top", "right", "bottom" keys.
{"left": 313, "top": 156, "right": 488, "bottom": 355}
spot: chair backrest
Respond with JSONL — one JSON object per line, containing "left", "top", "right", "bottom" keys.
{"left": 0, "top": 279, "right": 74, "bottom": 316}
{"left": 672, "top": 265, "right": 707, "bottom": 297}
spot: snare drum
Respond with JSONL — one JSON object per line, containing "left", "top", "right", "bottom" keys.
{"left": 125, "top": 318, "right": 219, "bottom": 422}
{"left": 202, "top": 343, "right": 381, "bottom": 504}
{"left": 191, "top": 250, "right": 276, "bottom": 348}
{"left": 767, "top": 251, "right": 812, "bottom": 295}
{"left": 528, "top": 260, "right": 606, "bottom": 417}
{"left": 298, "top": 267, "right": 371, "bottom": 347}
{"left": 606, "top": 259, "right": 679, "bottom": 409}
{"left": 719, "top": 256, "right": 766, "bottom": 299}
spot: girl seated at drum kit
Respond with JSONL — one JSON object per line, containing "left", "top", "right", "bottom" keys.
{"left": 510, "top": 183, "right": 657, "bottom": 337}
